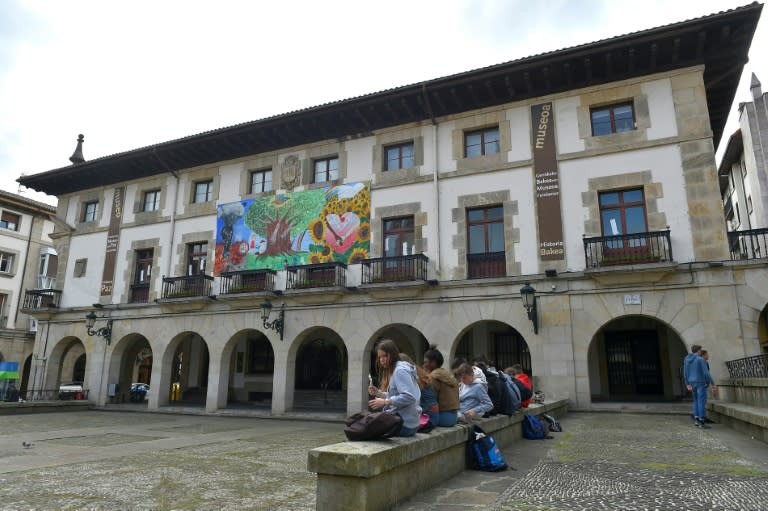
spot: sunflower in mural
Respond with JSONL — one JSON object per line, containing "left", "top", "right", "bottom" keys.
{"left": 309, "top": 218, "right": 325, "bottom": 244}
{"left": 350, "top": 247, "right": 369, "bottom": 264}
{"left": 358, "top": 222, "right": 371, "bottom": 242}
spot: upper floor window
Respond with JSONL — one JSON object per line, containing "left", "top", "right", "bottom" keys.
{"left": 313, "top": 156, "right": 339, "bottom": 183}
{"left": 186, "top": 242, "right": 208, "bottom": 276}
{"left": 383, "top": 216, "right": 415, "bottom": 257}
{"left": 384, "top": 142, "right": 415, "bottom": 171}
{"left": 193, "top": 180, "right": 213, "bottom": 204}
{"left": 591, "top": 102, "right": 635, "bottom": 136}
{"left": 142, "top": 190, "right": 161, "bottom": 212}
{"left": 0, "top": 212, "right": 20, "bottom": 231}
{"left": 464, "top": 127, "right": 500, "bottom": 158}
{"left": 131, "top": 249, "right": 153, "bottom": 303}
{"left": 83, "top": 201, "right": 98, "bottom": 222}
{"left": 0, "top": 252, "right": 14, "bottom": 274}
{"left": 38, "top": 251, "right": 58, "bottom": 288}
{"left": 467, "top": 206, "right": 505, "bottom": 278}
{"left": 599, "top": 188, "right": 647, "bottom": 237}
{"left": 250, "top": 169, "right": 273, "bottom": 194}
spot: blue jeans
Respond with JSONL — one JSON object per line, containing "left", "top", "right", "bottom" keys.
{"left": 427, "top": 410, "right": 458, "bottom": 427}
{"left": 692, "top": 383, "right": 708, "bottom": 419}
{"left": 398, "top": 425, "right": 418, "bottom": 437}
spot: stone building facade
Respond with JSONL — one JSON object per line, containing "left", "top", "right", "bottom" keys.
{"left": 18, "top": 5, "right": 766, "bottom": 414}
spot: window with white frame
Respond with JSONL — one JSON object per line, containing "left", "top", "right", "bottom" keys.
{"left": 313, "top": 156, "right": 339, "bottom": 183}
{"left": 82, "top": 201, "right": 98, "bottom": 222}
{"left": 0, "top": 212, "right": 20, "bottom": 231}
{"left": 250, "top": 169, "right": 273, "bottom": 194}
{"left": 0, "top": 252, "right": 14, "bottom": 274}
{"left": 193, "top": 180, "right": 213, "bottom": 203}
{"left": 143, "top": 190, "right": 161, "bottom": 212}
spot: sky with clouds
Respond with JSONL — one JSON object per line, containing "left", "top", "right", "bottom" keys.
{"left": 1, "top": 0, "right": 766, "bottom": 205}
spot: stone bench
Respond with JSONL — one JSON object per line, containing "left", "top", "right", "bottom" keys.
{"left": 308, "top": 400, "right": 568, "bottom": 511}
{"left": 708, "top": 401, "right": 768, "bottom": 443}
{"left": 0, "top": 400, "right": 91, "bottom": 415}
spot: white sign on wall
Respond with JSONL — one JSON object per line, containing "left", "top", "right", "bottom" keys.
{"left": 624, "top": 294, "right": 641, "bottom": 305}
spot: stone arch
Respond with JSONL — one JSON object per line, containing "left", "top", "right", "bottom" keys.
{"left": 216, "top": 329, "right": 275, "bottom": 410}
{"left": 587, "top": 314, "right": 688, "bottom": 402}
{"left": 758, "top": 304, "right": 768, "bottom": 353}
{"left": 364, "top": 324, "right": 430, "bottom": 388}
{"left": 20, "top": 354, "right": 32, "bottom": 394}
{"left": 451, "top": 320, "right": 532, "bottom": 375}
{"left": 46, "top": 336, "right": 87, "bottom": 393}
{"left": 107, "top": 333, "right": 154, "bottom": 404}
{"left": 157, "top": 331, "right": 210, "bottom": 407}
{"left": 287, "top": 326, "right": 348, "bottom": 412}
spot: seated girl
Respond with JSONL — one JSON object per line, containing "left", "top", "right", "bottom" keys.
{"left": 457, "top": 363, "right": 493, "bottom": 422}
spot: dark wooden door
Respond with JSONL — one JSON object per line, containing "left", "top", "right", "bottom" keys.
{"left": 606, "top": 330, "right": 662, "bottom": 396}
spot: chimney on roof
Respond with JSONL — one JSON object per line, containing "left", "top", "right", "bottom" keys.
{"left": 69, "top": 134, "right": 85, "bottom": 164}
{"left": 751, "top": 73, "right": 762, "bottom": 101}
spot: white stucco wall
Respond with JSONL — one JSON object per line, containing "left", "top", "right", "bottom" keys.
{"left": 642, "top": 78, "right": 678, "bottom": 140}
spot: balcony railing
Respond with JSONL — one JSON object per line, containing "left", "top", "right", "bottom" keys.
{"left": 129, "top": 283, "right": 150, "bottom": 303}
{"left": 584, "top": 230, "right": 673, "bottom": 268}
{"left": 285, "top": 262, "right": 346, "bottom": 290}
{"left": 728, "top": 228, "right": 768, "bottom": 260}
{"left": 725, "top": 354, "right": 768, "bottom": 379}
{"left": 361, "top": 254, "right": 428, "bottom": 284}
{"left": 220, "top": 269, "right": 276, "bottom": 294}
{"left": 22, "top": 289, "right": 62, "bottom": 310}
{"left": 161, "top": 274, "right": 213, "bottom": 299}
{"left": 467, "top": 251, "right": 506, "bottom": 279}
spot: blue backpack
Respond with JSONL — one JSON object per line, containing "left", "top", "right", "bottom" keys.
{"left": 522, "top": 414, "right": 549, "bottom": 440}
{"left": 468, "top": 425, "right": 508, "bottom": 471}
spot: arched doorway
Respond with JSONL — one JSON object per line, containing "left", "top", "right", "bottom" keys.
{"left": 588, "top": 315, "right": 687, "bottom": 402}
{"left": 453, "top": 321, "right": 532, "bottom": 375}
{"left": 109, "top": 334, "right": 153, "bottom": 404}
{"left": 758, "top": 305, "right": 768, "bottom": 354}
{"left": 293, "top": 329, "right": 347, "bottom": 411}
{"left": 163, "top": 332, "right": 210, "bottom": 407}
{"left": 21, "top": 354, "right": 32, "bottom": 393}
{"left": 367, "top": 324, "right": 430, "bottom": 388}
{"left": 225, "top": 329, "right": 274, "bottom": 408}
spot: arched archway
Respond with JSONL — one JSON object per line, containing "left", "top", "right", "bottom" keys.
{"left": 588, "top": 315, "right": 687, "bottom": 402}
{"left": 758, "top": 305, "right": 768, "bottom": 353}
{"left": 159, "top": 332, "right": 210, "bottom": 407}
{"left": 365, "top": 324, "right": 430, "bottom": 388}
{"left": 291, "top": 327, "right": 348, "bottom": 411}
{"left": 108, "top": 334, "right": 153, "bottom": 404}
{"left": 21, "top": 354, "right": 32, "bottom": 393}
{"left": 47, "top": 337, "right": 87, "bottom": 393}
{"left": 221, "top": 329, "right": 275, "bottom": 409}
{"left": 452, "top": 321, "right": 532, "bottom": 375}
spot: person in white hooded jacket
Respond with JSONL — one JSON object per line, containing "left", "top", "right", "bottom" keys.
{"left": 368, "top": 339, "right": 422, "bottom": 436}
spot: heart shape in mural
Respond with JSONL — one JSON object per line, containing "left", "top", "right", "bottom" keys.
{"left": 325, "top": 212, "right": 360, "bottom": 253}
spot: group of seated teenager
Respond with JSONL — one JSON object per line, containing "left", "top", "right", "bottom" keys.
{"left": 368, "top": 339, "right": 533, "bottom": 437}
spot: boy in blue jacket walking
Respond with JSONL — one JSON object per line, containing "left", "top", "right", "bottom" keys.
{"left": 683, "top": 344, "right": 717, "bottom": 429}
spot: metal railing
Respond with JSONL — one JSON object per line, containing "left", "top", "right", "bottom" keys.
{"left": 2, "top": 388, "right": 91, "bottom": 402}
{"left": 360, "top": 254, "right": 428, "bottom": 284}
{"left": 285, "top": 262, "right": 346, "bottom": 290}
{"left": 584, "top": 229, "right": 673, "bottom": 268}
{"left": 467, "top": 251, "right": 506, "bottom": 279}
{"left": 220, "top": 269, "right": 276, "bottom": 294}
{"left": 22, "top": 289, "right": 62, "bottom": 310}
{"left": 161, "top": 274, "right": 214, "bottom": 299}
{"left": 725, "top": 354, "right": 768, "bottom": 379}
{"left": 728, "top": 228, "right": 768, "bottom": 260}
{"left": 129, "top": 283, "right": 150, "bottom": 303}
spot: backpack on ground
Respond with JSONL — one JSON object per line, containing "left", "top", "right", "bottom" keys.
{"left": 522, "top": 414, "right": 551, "bottom": 440}
{"left": 344, "top": 411, "right": 403, "bottom": 441}
{"left": 467, "top": 425, "right": 508, "bottom": 472}
{"left": 541, "top": 414, "right": 562, "bottom": 433}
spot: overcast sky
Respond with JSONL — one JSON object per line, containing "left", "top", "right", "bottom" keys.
{"left": 1, "top": 0, "right": 765, "bottom": 205}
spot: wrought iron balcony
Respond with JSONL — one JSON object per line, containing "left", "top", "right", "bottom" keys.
{"left": 467, "top": 251, "right": 506, "bottom": 279}
{"left": 361, "top": 254, "right": 428, "bottom": 284}
{"left": 220, "top": 269, "right": 276, "bottom": 294}
{"left": 285, "top": 262, "right": 346, "bottom": 290}
{"left": 583, "top": 230, "right": 673, "bottom": 268}
{"left": 161, "top": 274, "right": 213, "bottom": 299}
{"left": 728, "top": 228, "right": 768, "bottom": 260}
{"left": 725, "top": 354, "right": 768, "bottom": 379}
{"left": 22, "top": 289, "right": 62, "bottom": 310}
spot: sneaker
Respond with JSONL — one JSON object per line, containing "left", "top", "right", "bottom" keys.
{"left": 702, "top": 417, "right": 715, "bottom": 424}
{"left": 696, "top": 420, "right": 711, "bottom": 429}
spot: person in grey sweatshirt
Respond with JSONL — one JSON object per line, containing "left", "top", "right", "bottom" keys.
{"left": 683, "top": 344, "right": 717, "bottom": 429}
{"left": 368, "top": 339, "right": 422, "bottom": 436}
{"left": 457, "top": 363, "right": 494, "bottom": 421}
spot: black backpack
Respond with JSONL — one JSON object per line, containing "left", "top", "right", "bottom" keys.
{"left": 344, "top": 411, "right": 403, "bottom": 441}
{"left": 481, "top": 368, "right": 521, "bottom": 416}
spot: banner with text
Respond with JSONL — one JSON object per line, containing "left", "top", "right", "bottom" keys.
{"left": 100, "top": 187, "right": 125, "bottom": 296}
{"left": 531, "top": 102, "right": 565, "bottom": 261}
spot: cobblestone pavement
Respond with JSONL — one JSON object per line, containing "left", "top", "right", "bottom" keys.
{"left": 0, "top": 411, "right": 344, "bottom": 510}
{"left": 493, "top": 413, "right": 768, "bottom": 511}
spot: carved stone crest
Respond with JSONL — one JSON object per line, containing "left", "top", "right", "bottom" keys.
{"left": 281, "top": 155, "right": 300, "bottom": 190}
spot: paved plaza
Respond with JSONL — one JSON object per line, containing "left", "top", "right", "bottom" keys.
{"left": 0, "top": 410, "right": 767, "bottom": 510}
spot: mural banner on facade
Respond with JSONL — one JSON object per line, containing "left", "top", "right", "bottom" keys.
{"left": 531, "top": 102, "right": 565, "bottom": 261}
{"left": 214, "top": 182, "right": 371, "bottom": 274}
{"left": 101, "top": 186, "right": 125, "bottom": 296}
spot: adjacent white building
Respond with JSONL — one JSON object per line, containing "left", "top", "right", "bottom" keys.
{"left": 18, "top": 5, "right": 767, "bottom": 414}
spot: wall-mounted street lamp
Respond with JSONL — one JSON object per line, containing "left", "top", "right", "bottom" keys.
{"left": 260, "top": 300, "right": 285, "bottom": 341}
{"left": 85, "top": 311, "right": 113, "bottom": 345}
{"left": 520, "top": 282, "right": 538, "bottom": 335}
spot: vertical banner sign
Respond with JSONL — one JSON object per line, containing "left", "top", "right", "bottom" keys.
{"left": 531, "top": 103, "right": 565, "bottom": 260}
{"left": 100, "top": 187, "right": 124, "bottom": 296}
